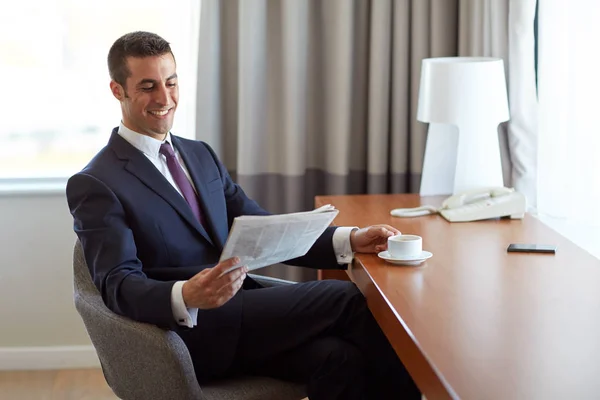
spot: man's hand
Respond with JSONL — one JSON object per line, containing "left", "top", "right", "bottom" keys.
{"left": 181, "top": 257, "right": 248, "bottom": 309}
{"left": 350, "top": 225, "right": 401, "bottom": 254}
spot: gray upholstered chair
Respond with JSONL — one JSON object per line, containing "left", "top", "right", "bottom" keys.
{"left": 73, "top": 241, "right": 306, "bottom": 400}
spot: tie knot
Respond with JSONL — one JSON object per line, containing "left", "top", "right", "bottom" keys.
{"left": 159, "top": 142, "right": 176, "bottom": 159}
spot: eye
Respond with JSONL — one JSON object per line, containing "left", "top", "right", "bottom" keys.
{"left": 167, "top": 82, "right": 178, "bottom": 88}
{"left": 140, "top": 86, "right": 154, "bottom": 92}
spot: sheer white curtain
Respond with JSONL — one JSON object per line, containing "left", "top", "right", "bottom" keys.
{"left": 537, "top": 1, "right": 600, "bottom": 257}
{"left": 458, "top": 0, "right": 538, "bottom": 206}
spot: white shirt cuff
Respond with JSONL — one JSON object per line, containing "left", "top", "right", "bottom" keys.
{"left": 332, "top": 226, "right": 358, "bottom": 264}
{"left": 170, "top": 281, "right": 198, "bottom": 328}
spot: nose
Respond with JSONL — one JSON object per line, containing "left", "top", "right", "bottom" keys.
{"left": 154, "top": 85, "right": 170, "bottom": 106}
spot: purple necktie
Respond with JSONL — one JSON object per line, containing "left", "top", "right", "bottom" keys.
{"left": 159, "top": 143, "right": 205, "bottom": 227}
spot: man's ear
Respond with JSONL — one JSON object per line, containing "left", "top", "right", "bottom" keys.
{"left": 110, "top": 81, "right": 125, "bottom": 101}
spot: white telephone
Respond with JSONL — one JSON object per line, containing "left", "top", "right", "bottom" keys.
{"left": 390, "top": 187, "right": 526, "bottom": 222}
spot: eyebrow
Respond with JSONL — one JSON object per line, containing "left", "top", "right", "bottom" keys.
{"left": 136, "top": 74, "right": 178, "bottom": 87}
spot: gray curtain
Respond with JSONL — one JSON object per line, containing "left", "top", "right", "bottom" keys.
{"left": 197, "top": 0, "right": 458, "bottom": 211}
{"left": 196, "top": 0, "right": 536, "bottom": 281}
{"left": 196, "top": 0, "right": 458, "bottom": 281}
{"left": 458, "top": 0, "right": 538, "bottom": 208}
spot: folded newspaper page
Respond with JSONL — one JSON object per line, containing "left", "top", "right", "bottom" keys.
{"left": 220, "top": 204, "right": 339, "bottom": 274}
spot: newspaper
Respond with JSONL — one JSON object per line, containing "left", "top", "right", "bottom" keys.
{"left": 219, "top": 204, "right": 339, "bottom": 274}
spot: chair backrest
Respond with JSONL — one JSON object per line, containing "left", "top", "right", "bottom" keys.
{"left": 73, "top": 241, "right": 204, "bottom": 400}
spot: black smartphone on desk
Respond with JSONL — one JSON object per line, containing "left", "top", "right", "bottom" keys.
{"left": 507, "top": 243, "right": 557, "bottom": 254}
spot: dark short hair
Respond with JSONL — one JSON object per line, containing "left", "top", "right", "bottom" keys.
{"left": 107, "top": 31, "right": 174, "bottom": 88}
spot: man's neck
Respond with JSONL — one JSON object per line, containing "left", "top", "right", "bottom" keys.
{"left": 120, "top": 121, "right": 167, "bottom": 141}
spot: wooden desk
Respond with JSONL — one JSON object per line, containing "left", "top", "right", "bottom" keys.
{"left": 315, "top": 194, "right": 600, "bottom": 400}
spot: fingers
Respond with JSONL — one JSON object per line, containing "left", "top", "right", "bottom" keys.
{"left": 375, "top": 244, "right": 388, "bottom": 252}
{"left": 216, "top": 264, "right": 247, "bottom": 290}
{"left": 207, "top": 257, "right": 242, "bottom": 279}
{"left": 216, "top": 269, "right": 246, "bottom": 299}
{"left": 378, "top": 227, "right": 394, "bottom": 237}
{"left": 188, "top": 260, "right": 248, "bottom": 309}
{"left": 371, "top": 225, "right": 399, "bottom": 252}
{"left": 369, "top": 224, "right": 400, "bottom": 238}
{"left": 381, "top": 224, "right": 401, "bottom": 236}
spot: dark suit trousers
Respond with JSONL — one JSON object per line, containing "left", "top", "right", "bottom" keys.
{"left": 226, "top": 280, "right": 420, "bottom": 400}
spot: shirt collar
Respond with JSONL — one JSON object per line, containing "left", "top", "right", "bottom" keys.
{"left": 117, "top": 122, "right": 174, "bottom": 159}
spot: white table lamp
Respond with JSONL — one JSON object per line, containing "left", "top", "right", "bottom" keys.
{"left": 417, "top": 57, "right": 510, "bottom": 195}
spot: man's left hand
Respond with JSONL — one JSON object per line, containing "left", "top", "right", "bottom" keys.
{"left": 349, "top": 225, "right": 401, "bottom": 254}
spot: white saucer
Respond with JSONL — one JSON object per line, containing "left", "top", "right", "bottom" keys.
{"left": 377, "top": 250, "right": 433, "bottom": 266}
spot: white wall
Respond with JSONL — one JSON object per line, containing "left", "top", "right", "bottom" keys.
{"left": 0, "top": 191, "right": 97, "bottom": 369}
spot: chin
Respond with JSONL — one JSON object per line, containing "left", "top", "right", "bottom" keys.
{"left": 151, "top": 125, "right": 172, "bottom": 136}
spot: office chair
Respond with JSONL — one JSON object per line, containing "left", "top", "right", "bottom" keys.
{"left": 73, "top": 241, "right": 306, "bottom": 400}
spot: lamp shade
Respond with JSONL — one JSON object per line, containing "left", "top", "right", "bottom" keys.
{"left": 417, "top": 57, "right": 509, "bottom": 125}
{"left": 417, "top": 57, "right": 510, "bottom": 195}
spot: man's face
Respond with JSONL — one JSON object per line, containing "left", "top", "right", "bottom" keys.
{"left": 111, "top": 54, "right": 178, "bottom": 139}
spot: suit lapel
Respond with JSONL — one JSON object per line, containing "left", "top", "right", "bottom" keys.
{"left": 108, "top": 130, "right": 214, "bottom": 245}
{"left": 171, "top": 136, "right": 225, "bottom": 248}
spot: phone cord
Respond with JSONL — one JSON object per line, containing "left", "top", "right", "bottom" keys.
{"left": 390, "top": 205, "right": 439, "bottom": 218}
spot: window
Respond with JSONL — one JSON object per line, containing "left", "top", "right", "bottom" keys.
{"left": 537, "top": 2, "right": 600, "bottom": 258}
{"left": 1, "top": 0, "right": 200, "bottom": 179}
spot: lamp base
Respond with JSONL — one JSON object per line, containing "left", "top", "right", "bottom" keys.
{"left": 420, "top": 124, "right": 458, "bottom": 196}
{"left": 420, "top": 122, "right": 504, "bottom": 196}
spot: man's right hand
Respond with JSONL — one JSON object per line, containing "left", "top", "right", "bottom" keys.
{"left": 181, "top": 257, "right": 248, "bottom": 309}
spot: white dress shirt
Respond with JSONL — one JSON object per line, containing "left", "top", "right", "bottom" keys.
{"left": 117, "top": 123, "right": 356, "bottom": 328}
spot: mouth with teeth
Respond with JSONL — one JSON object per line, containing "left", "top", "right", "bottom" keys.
{"left": 147, "top": 108, "right": 172, "bottom": 118}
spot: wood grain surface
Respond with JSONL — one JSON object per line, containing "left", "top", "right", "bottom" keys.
{"left": 316, "top": 194, "right": 600, "bottom": 400}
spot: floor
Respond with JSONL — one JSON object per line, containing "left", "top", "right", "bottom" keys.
{"left": 0, "top": 369, "right": 310, "bottom": 400}
{"left": 0, "top": 368, "right": 116, "bottom": 400}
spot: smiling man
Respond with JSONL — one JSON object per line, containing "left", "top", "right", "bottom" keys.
{"left": 108, "top": 40, "right": 178, "bottom": 138}
{"left": 66, "top": 31, "right": 420, "bottom": 400}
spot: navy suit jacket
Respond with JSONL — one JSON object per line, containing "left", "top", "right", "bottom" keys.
{"left": 66, "top": 129, "right": 341, "bottom": 374}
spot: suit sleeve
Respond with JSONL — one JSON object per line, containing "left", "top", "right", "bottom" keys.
{"left": 202, "top": 142, "right": 342, "bottom": 270}
{"left": 67, "top": 172, "right": 179, "bottom": 330}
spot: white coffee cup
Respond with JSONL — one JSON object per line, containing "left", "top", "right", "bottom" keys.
{"left": 387, "top": 234, "right": 423, "bottom": 258}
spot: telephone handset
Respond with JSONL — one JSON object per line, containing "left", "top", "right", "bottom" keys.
{"left": 390, "top": 187, "right": 526, "bottom": 222}
{"left": 442, "top": 186, "right": 514, "bottom": 209}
